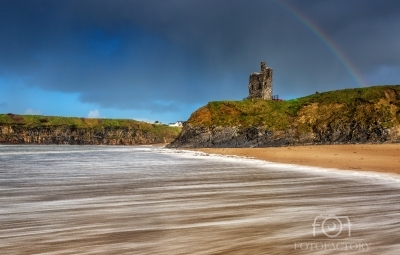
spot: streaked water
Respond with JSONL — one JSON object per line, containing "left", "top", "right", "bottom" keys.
{"left": 1, "top": 145, "right": 399, "bottom": 254}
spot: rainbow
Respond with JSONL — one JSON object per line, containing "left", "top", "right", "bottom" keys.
{"left": 275, "top": 1, "right": 366, "bottom": 87}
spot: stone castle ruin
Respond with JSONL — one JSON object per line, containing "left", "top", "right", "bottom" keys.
{"left": 248, "top": 61, "right": 273, "bottom": 100}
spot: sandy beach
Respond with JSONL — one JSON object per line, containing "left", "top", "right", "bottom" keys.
{"left": 191, "top": 144, "right": 400, "bottom": 174}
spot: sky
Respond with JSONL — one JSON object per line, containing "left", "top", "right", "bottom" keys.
{"left": 1, "top": 0, "right": 400, "bottom": 123}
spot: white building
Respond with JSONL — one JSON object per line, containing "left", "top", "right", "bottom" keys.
{"left": 168, "top": 121, "right": 183, "bottom": 127}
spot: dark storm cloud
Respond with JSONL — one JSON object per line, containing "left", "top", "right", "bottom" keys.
{"left": 1, "top": 0, "right": 400, "bottom": 111}
{"left": 286, "top": 0, "right": 400, "bottom": 72}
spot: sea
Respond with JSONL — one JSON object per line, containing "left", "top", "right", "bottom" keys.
{"left": 1, "top": 145, "right": 399, "bottom": 254}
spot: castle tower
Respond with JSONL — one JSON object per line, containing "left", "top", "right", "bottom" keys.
{"left": 248, "top": 61, "right": 273, "bottom": 100}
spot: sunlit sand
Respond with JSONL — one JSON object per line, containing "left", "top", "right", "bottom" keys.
{"left": 191, "top": 144, "right": 400, "bottom": 174}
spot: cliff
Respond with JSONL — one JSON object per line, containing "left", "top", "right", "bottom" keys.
{"left": 168, "top": 85, "right": 400, "bottom": 148}
{"left": 0, "top": 115, "right": 180, "bottom": 145}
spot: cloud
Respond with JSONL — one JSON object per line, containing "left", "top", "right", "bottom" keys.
{"left": 1, "top": 0, "right": 400, "bottom": 114}
{"left": 24, "top": 108, "right": 41, "bottom": 115}
{"left": 87, "top": 109, "right": 101, "bottom": 118}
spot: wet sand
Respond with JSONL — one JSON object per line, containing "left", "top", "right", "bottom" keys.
{"left": 191, "top": 143, "right": 400, "bottom": 174}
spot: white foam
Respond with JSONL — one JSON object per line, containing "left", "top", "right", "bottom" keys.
{"left": 157, "top": 148, "right": 400, "bottom": 185}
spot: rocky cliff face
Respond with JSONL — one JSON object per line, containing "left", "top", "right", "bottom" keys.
{"left": 0, "top": 125, "right": 169, "bottom": 145}
{"left": 167, "top": 122, "right": 400, "bottom": 148}
{"left": 0, "top": 114, "right": 181, "bottom": 145}
{"left": 168, "top": 86, "right": 400, "bottom": 148}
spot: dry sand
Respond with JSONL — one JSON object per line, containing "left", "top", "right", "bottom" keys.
{"left": 191, "top": 144, "right": 400, "bottom": 174}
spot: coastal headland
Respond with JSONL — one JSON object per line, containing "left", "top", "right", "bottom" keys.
{"left": 168, "top": 85, "right": 400, "bottom": 148}
{"left": 169, "top": 85, "right": 400, "bottom": 174}
{"left": 0, "top": 114, "right": 180, "bottom": 145}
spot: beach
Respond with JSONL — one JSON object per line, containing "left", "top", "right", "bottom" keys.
{"left": 1, "top": 145, "right": 400, "bottom": 254}
{"left": 191, "top": 143, "right": 400, "bottom": 174}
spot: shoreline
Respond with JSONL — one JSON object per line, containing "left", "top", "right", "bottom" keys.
{"left": 189, "top": 144, "right": 400, "bottom": 175}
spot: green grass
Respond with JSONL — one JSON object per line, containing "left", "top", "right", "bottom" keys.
{"left": 0, "top": 114, "right": 181, "bottom": 140}
{"left": 188, "top": 85, "right": 400, "bottom": 130}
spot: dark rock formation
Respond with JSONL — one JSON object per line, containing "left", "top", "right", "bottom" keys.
{"left": 0, "top": 125, "right": 168, "bottom": 145}
{"left": 167, "top": 122, "right": 399, "bottom": 148}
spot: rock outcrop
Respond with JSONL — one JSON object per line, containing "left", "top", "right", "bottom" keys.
{"left": 168, "top": 86, "right": 400, "bottom": 148}
{"left": 167, "top": 122, "right": 399, "bottom": 148}
{"left": 0, "top": 115, "right": 180, "bottom": 145}
{"left": 0, "top": 125, "right": 168, "bottom": 145}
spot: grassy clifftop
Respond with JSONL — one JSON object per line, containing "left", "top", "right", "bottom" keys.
{"left": 0, "top": 114, "right": 181, "bottom": 143}
{"left": 188, "top": 85, "right": 400, "bottom": 131}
